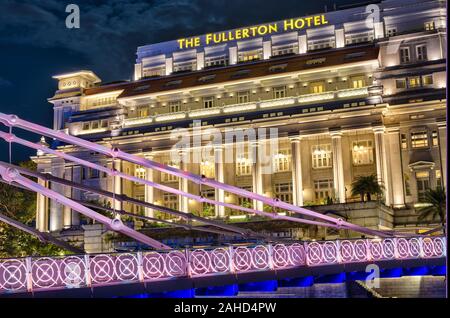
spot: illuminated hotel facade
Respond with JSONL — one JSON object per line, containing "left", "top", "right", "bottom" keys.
{"left": 34, "top": 0, "right": 446, "bottom": 239}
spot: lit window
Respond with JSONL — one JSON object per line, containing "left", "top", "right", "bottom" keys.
{"left": 203, "top": 96, "right": 215, "bottom": 108}
{"left": 134, "top": 165, "right": 146, "bottom": 180}
{"left": 416, "top": 45, "right": 428, "bottom": 61}
{"left": 200, "top": 160, "right": 215, "bottom": 178}
{"left": 163, "top": 193, "right": 178, "bottom": 211}
{"left": 236, "top": 152, "right": 252, "bottom": 176}
{"left": 274, "top": 183, "right": 293, "bottom": 204}
{"left": 311, "top": 144, "right": 332, "bottom": 168}
{"left": 272, "top": 43, "right": 298, "bottom": 56}
{"left": 237, "top": 91, "right": 250, "bottom": 104}
{"left": 352, "top": 140, "right": 374, "bottom": 165}
{"left": 142, "top": 66, "right": 165, "bottom": 78}
{"left": 238, "top": 186, "right": 253, "bottom": 208}
{"left": 400, "top": 47, "right": 410, "bottom": 63}
{"left": 432, "top": 131, "right": 439, "bottom": 146}
{"left": 200, "top": 188, "right": 216, "bottom": 216}
{"left": 422, "top": 74, "right": 433, "bottom": 86}
{"left": 238, "top": 49, "right": 262, "bottom": 62}
{"left": 162, "top": 161, "right": 179, "bottom": 182}
{"left": 436, "top": 170, "right": 442, "bottom": 188}
{"left": 314, "top": 179, "right": 334, "bottom": 203}
{"left": 205, "top": 55, "right": 228, "bottom": 68}
{"left": 310, "top": 81, "right": 324, "bottom": 94}
{"left": 137, "top": 106, "right": 149, "bottom": 118}
{"left": 411, "top": 131, "right": 428, "bottom": 148}
{"left": 401, "top": 134, "right": 408, "bottom": 149}
{"left": 351, "top": 76, "right": 365, "bottom": 88}
{"left": 424, "top": 21, "right": 435, "bottom": 31}
{"left": 416, "top": 171, "right": 430, "bottom": 202}
{"left": 408, "top": 76, "right": 421, "bottom": 88}
{"left": 396, "top": 79, "right": 407, "bottom": 89}
{"left": 134, "top": 195, "right": 145, "bottom": 214}
{"left": 273, "top": 86, "right": 286, "bottom": 99}
{"left": 273, "top": 149, "right": 291, "bottom": 172}
{"left": 173, "top": 60, "right": 196, "bottom": 72}
{"left": 169, "top": 101, "right": 181, "bottom": 113}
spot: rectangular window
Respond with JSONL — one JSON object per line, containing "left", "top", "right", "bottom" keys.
{"left": 238, "top": 49, "right": 262, "bottom": 62}
{"left": 163, "top": 193, "right": 178, "bottom": 211}
{"left": 401, "top": 134, "right": 408, "bottom": 149}
{"left": 311, "top": 144, "right": 332, "bottom": 168}
{"left": 272, "top": 43, "right": 298, "bottom": 56}
{"left": 173, "top": 60, "right": 196, "bottom": 73}
{"left": 134, "top": 165, "right": 146, "bottom": 180}
{"left": 273, "top": 86, "right": 286, "bottom": 99}
{"left": 314, "top": 179, "right": 334, "bottom": 202}
{"left": 237, "top": 91, "right": 250, "bottom": 104}
{"left": 138, "top": 106, "right": 149, "bottom": 118}
{"left": 400, "top": 47, "right": 410, "bottom": 63}
{"left": 169, "top": 101, "right": 181, "bottom": 113}
{"left": 100, "top": 120, "right": 108, "bottom": 128}
{"left": 432, "top": 131, "right": 439, "bottom": 146}
{"left": 162, "top": 161, "right": 179, "bottom": 182}
{"left": 422, "top": 74, "right": 433, "bottom": 86}
{"left": 200, "top": 188, "right": 216, "bottom": 216}
{"left": 203, "top": 96, "right": 215, "bottom": 108}
{"left": 416, "top": 171, "right": 430, "bottom": 202}
{"left": 352, "top": 140, "right": 374, "bottom": 165}
{"left": 411, "top": 131, "right": 428, "bottom": 148}
{"left": 134, "top": 195, "right": 145, "bottom": 214}
{"left": 200, "top": 161, "right": 215, "bottom": 178}
{"left": 205, "top": 55, "right": 228, "bottom": 68}
{"left": 238, "top": 186, "right": 253, "bottom": 208}
{"left": 274, "top": 183, "right": 293, "bottom": 204}
{"left": 142, "top": 66, "right": 165, "bottom": 78}
{"left": 436, "top": 170, "right": 442, "bottom": 188}
{"left": 408, "top": 76, "right": 421, "bottom": 88}
{"left": 416, "top": 45, "right": 428, "bottom": 61}
{"left": 404, "top": 173, "right": 411, "bottom": 196}
{"left": 351, "top": 76, "right": 365, "bottom": 89}
{"left": 82, "top": 122, "right": 90, "bottom": 130}
{"left": 424, "top": 21, "right": 435, "bottom": 31}
{"left": 236, "top": 152, "right": 252, "bottom": 176}
{"left": 273, "top": 149, "right": 291, "bottom": 172}
{"left": 396, "top": 79, "right": 407, "bottom": 89}
{"left": 310, "top": 81, "right": 325, "bottom": 94}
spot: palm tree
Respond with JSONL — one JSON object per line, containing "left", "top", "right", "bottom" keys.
{"left": 417, "top": 187, "right": 446, "bottom": 228}
{"left": 351, "top": 174, "right": 384, "bottom": 202}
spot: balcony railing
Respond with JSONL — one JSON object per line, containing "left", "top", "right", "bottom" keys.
{"left": 121, "top": 86, "right": 378, "bottom": 126}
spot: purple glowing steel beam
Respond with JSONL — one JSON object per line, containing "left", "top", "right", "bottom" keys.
{"left": 0, "top": 207, "right": 84, "bottom": 254}
{"left": 0, "top": 165, "right": 171, "bottom": 251}
{"left": 0, "top": 113, "right": 389, "bottom": 237}
{"left": 0, "top": 161, "right": 282, "bottom": 239}
{"left": 0, "top": 131, "right": 340, "bottom": 231}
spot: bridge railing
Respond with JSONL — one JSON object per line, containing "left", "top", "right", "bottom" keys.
{"left": 0, "top": 237, "right": 446, "bottom": 295}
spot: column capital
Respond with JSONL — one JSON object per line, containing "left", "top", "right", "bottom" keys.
{"left": 329, "top": 130, "right": 343, "bottom": 138}
{"left": 372, "top": 126, "right": 385, "bottom": 134}
{"left": 289, "top": 134, "right": 302, "bottom": 143}
{"left": 385, "top": 125, "right": 400, "bottom": 134}
{"left": 213, "top": 143, "right": 224, "bottom": 151}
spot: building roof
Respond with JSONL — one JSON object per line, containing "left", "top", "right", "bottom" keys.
{"left": 83, "top": 44, "right": 379, "bottom": 100}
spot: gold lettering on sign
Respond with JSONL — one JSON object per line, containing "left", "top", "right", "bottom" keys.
{"left": 176, "top": 15, "right": 329, "bottom": 49}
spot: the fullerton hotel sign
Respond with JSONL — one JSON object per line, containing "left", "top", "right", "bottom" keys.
{"left": 177, "top": 14, "right": 329, "bottom": 49}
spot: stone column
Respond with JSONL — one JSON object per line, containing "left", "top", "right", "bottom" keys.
{"left": 179, "top": 150, "right": 189, "bottom": 213}
{"left": 373, "top": 127, "right": 391, "bottom": 205}
{"left": 438, "top": 124, "right": 447, "bottom": 188}
{"left": 290, "top": 136, "right": 304, "bottom": 206}
{"left": 71, "top": 166, "right": 82, "bottom": 226}
{"left": 49, "top": 161, "right": 64, "bottom": 232}
{"left": 251, "top": 141, "right": 264, "bottom": 211}
{"left": 214, "top": 145, "right": 225, "bottom": 217}
{"left": 335, "top": 29, "right": 345, "bottom": 48}
{"left": 113, "top": 159, "right": 122, "bottom": 211}
{"left": 63, "top": 166, "right": 72, "bottom": 228}
{"left": 330, "top": 131, "right": 346, "bottom": 203}
{"left": 144, "top": 154, "right": 155, "bottom": 218}
{"left": 36, "top": 178, "right": 48, "bottom": 232}
{"left": 385, "top": 128, "right": 405, "bottom": 208}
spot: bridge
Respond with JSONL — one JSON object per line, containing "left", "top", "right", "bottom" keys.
{"left": 0, "top": 236, "right": 446, "bottom": 297}
{"left": 0, "top": 112, "right": 446, "bottom": 297}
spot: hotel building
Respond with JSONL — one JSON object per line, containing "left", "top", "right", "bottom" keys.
{"left": 33, "top": 0, "right": 446, "bottom": 242}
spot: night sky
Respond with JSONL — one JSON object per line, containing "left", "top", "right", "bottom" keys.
{"left": 0, "top": 0, "right": 358, "bottom": 163}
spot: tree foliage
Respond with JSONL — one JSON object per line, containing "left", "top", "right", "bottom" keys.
{"left": 351, "top": 174, "right": 384, "bottom": 202}
{"left": 0, "top": 161, "right": 65, "bottom": 258}
{"left": 417, "top": 187, "right": 446, "bottom": 226}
